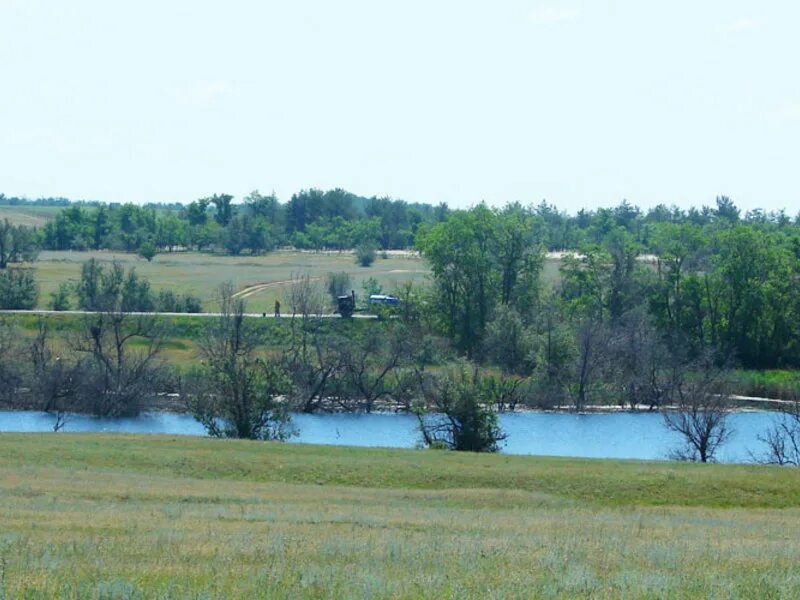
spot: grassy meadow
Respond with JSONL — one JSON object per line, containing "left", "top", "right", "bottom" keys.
{"left": 1, "top": 434, "right": 799, "bottom": 599}
{"left": 28, "top": 249, "right": 563, "bottom": 313}
{"left": 31, "top": 250, "right": 431, "bottom": 313}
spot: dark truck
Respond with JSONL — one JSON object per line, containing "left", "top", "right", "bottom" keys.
{"left": 336, "top": 292, "right": 400, "bottom": 318}
{"left": 336, "top": 291, "right": 357, "bottom": 318}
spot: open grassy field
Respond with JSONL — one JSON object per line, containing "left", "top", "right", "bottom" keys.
{"left": 0, "top": 204, "right": 61, "bottom": 227}
{"left": 32, "top": 250, "right": 431, "bottom": 313}
{"left": 30, "top": 250, "right": 563, "bottom": 312}
{"left": 1, "top": 435, "right": 799, "bottom": 598}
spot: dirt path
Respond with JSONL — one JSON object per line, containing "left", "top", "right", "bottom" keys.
{"left": 232, "top": 277, "right": 323, "bottom": 300}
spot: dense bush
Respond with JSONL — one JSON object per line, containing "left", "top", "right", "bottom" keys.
{"left": 76, "top": 259, "right": 201, "bottom": 313}
{"left": 416, "top": 365, "right": 507, "bottom": 452}
{"left": 0, "top": 268, "right": 37, "bottom": 309}
{"left": 325, "top": 271, "right": 351, "bottom": 305}
{"left": 355, "top": 243, "right": 376, "bottom": 267}
{"left": 0, "top": 218, "right": 39, "bottom": 268}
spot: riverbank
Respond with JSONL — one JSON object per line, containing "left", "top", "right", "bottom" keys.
{"left": 0, "top": 434, "right": 798, "bottom": 598}
{"left": 2, "top": 392, "right": 791, "bottom": 416}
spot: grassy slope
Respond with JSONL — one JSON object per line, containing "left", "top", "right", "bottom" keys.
{"left": 1, "top": 435, "right": 800, "bottom": 599}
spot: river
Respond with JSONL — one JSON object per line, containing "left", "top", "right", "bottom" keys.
{"left": 0, "top": 409, "right": 782, "bottom": 463}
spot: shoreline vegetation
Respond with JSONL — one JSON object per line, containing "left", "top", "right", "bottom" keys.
{"left": 3, "top": 194, "right": 800, "bottom": 461}
{"left": 1, "top": 393, "right": 795, "bottom": 416}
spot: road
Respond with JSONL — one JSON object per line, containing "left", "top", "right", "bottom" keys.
{"left": 0, "top": 309, "right": 379, "bottom": 319}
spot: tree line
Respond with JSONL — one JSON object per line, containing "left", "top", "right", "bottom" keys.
{"left": 418, "top": 202, "right": 800, "bottom": 372}
{"left": 2, "top": 190, "right": 446, "bottom": 256}
{"left": 4, "top": 191, "right": 800, "bottom": 259}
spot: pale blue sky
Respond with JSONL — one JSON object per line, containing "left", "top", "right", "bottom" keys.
{"left": 1, "top": 0, "right": 798, "bottom": 212}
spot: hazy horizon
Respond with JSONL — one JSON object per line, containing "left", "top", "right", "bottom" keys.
{"left": 2, "top": 1, "right": 798, "bottom": 213}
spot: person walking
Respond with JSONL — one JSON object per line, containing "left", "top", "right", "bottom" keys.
{"left": 274, "top": 298, "right": 281, "bottom": 317}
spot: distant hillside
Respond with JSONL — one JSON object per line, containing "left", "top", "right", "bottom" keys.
{"left": 0, "top": 204, "right": 62, "bottom": 227}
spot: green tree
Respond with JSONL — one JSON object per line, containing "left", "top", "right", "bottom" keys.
{"left": 209, "top": 194, "right": 234, "bottom": 226}
{"left": 0, "top": 219, "right": 39, "bottom": 268}
{"left": 483, "top": 305, "right": 534, "bottom": 376}
{"left": 417, "top": 205, "right": 497, "bottom": 355}
{"left": 492, "top": 205, "right": 543, "bottom": 308}
{"left": 712, "top": 227, "right": 796, "bottom": 367}
{"left": 155, "top": 214, "right": 187, "bottom": 251}
{"left": 649, "top": 223, "right": 707, "bottom": 333}
{"left": 184, "top": 199, "right": 209, "bottom": 226}
{"left": 50, "top": 283, "right": 72, "bottom": 311}
{"left": 137, "top": 240, "right": 158, "bottom": 262}
{"left": 0, "top": 268, "right": 38, "bottom": 309}
{"left": 77, "top": 259, "right": 154, "bottom": 312}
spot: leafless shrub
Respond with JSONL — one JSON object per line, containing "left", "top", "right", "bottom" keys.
{"left": 607, "top": 309, "right": 673, "bottom": 410}
{"left": 338, "top": 324, "right": 407, "bottom": 412}
{"left": 283, "top": 275, "right": 344, "bottom": 412}
{"left": 71, "top": 310, "right": 164, "bottom": 416}
{"left": 289, "top": 273, "right": 326, "bottom": 317}
{"left": 0, "top": 320, "right": 23, "bottom": 406}
{"left": 28, "top": 319, "right": 80, "bottom": 430}
{"left": 662, "top": 370, "right": 733, "bottom": 463}
{"left": 570, "top": 318, "right": 609, "bottom": 411}
{"left": 756, "top": 399, "right": 800, "bottom": 466}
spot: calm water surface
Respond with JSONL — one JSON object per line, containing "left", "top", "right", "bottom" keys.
{"left": 0, "top": 410, "right": 781, "bottom": 463}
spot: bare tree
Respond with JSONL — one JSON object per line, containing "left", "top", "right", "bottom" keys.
{"left": 0, "top": 320, "right": 23, "bottom": 407}
{"left": 72, "top": 310, "right": 164, "bottom": 416}
{"left": 485, "top": 374, "right": 529, "bottom": 412}
{"left": 28, "top": 320, "right": 79, "bottom": 430}
{"left": 570, "top": 318, "right": 609, "bottom": 411}
{"left": 607, "top": 309, "right": 673, "bottom": 410}
{"left": 284, "top": 274, "right": 343, "bottom": 412}
{"left": 190, "top": 283, "right": 294, "bottom": 439}
{"left": 756, "top": 399, "right": 800, "bottom": 466}
{"left": 289, "top": 273, "right": 326, "bottom": 318}
{"left": 662, "top": 371, "right": 733, "bottom": 463}
{"left": 385, "top": 369, "right": 423, "bottom": 412}
{"left": 339, "top": 323, "right": 407, "bottom": 412}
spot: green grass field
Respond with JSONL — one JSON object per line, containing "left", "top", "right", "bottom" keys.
{"left": 1, "top": 434, "right": 799, "bottom": 598}
{"left": 30, "top": 250, "right": 563, "bottom": 312}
